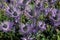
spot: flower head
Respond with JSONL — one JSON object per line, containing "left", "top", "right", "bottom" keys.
{"left": 37, "top": 21, "right": 46, "bottom": 31}
{"left": 0, "top": 21, "right": 13, "bottom": 32}
{"left": 19, "top": 23, "right": 32, "bottom": 34}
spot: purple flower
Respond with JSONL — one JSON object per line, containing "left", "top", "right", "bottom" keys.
{"left": 51, "top": 8, "right": 57, "bottom": 17}
{"left": 31, "top": 27, "right": 38, "bottom": 34}
{"left": 30, "top": 22, "right": 39, "bottom": 34}
{"left": 54, "top": 21, "right": 60, "bottom": 27}
{"left": 0, "top": 21, "right": 13, "bottom": 32}
{"left": 45, "top": 8, "right": 57, "bottom": 18}
{"left": 5, "top": 6, "right": 21, "bottom": 18}
{"left": 24, "top": 11, "right": 33, "bottom": 19}
{"left": 48, "top": 8, "right": 57, "bottom": 21}
{"left": 37, "top": 21, "right": 46, "bottom": 31}
{"left": 19, "top": 23, "right": 32, "bottom": 34}
{"left": 35, "top": 0, "right": 44, "bottom": 11}
{"left": 50, "top": 10, "right": 60, "bottom": 27}
{"left": 12, "top": 10, "right": 21, "bottom": 18}
{"left": 25, "top": 4, "right": 32, "bottom": 12}
{"left": 44, "top": 8, "right": 51, "bottom": 16}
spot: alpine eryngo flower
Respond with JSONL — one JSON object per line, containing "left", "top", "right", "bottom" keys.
{"left": 37, "top": 21, "right": 46, "bottom": 31}
{"left": 25, "top": 4, "right": 32, "bottom": 12}
{"left": 49, "top": 9, "right": 58, "bottom": 21}
{"left": 12, "top": 9, "right": 21, "bottom": 18}
{"left": 35, "top": 0, "right": 44, "bottom": 11}
{"left": 19, "top": 23, "right": 32, "bottom": 34}
{"left": 51, "top": 8, "right": 57, "bottom": 17}
{"left": 30, "top": 22, "right": 38, "bottom": 34}
{"left": 54, "top": 21, "right": 60, "bottom": 27}
{"left": 48, "top": 8, "right": 57, "bottom": 21}
{"left": 31, "top": 26, "right": 39, "bottom": 34}
{"left": 0, "top": 21, "right": 13, "bottom": 32}
{"left": 24, "top": 11, "right": 33, "bottom": 19}
{"left": 44, "top": 8, "right": 51, "bottom": 16}
{"left": 5, "top": 5, "right": 21, "bottom": 18}
{"left": 16, "top": 3, "right": 25, "bottom": 11}
{"left": 51, "top": 10, "right": 60, "bottom": 27}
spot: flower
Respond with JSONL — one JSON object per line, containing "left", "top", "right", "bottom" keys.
{"left": 5, "top": 6, "right": 21, "bottom": 18}
{"left": 51, "top": 8, "right": 57, "bottom": 17}
{"left": 44, "top": 8, "right": 51, "bottom": 16}
{"left": 54, "top": 21, "right": 60, "bottom": 27}
{"left": 37, "top": 21, "right": 46, "bottom": 31}
{"left": 0, "top": 21, "right": 13, "bottom": 32}
{"left": 51, "top": 10, "right": 60, "bottom": 27}
{"left": 24, "top": 11, "right": 33, "bottom": 19}
{"left": 30, "top": 21, "right": 39, "bottom": 34}
{"left": 16, "top": 3, "right": 25, "bottom": 11}
{"left": 19, "top": 23, "right": 32, "bottom": 34}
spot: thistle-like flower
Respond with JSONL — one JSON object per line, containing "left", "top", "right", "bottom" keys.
{"left": 19, "top": 23, "right": 32, "bottom": 34}
{"left": 37, "top": 21, "right": 46, "bottom": 31}
{"left": 0, "top": 21, "right": 13, "bottom": 32}
{"left": 51, "top": 8, "right": 57, "bottom": 17}
{"left": 5, "top": 5, "right": 21, "bottom": 18}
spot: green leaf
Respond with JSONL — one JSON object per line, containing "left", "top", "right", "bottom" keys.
{"left": 44, "top": 2, "right": 49, "bottom": 8}
{"left": 29, "top": 0, "right": 35, "bottom": 10}
{"left": 0, "top": 10, "right": 9, "bottom": 22}
{"left": 57, "top": 36, "right": 60, "bottom": 40}
{"left": 38, "top": 13, "right": 45, "bottom": 21}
